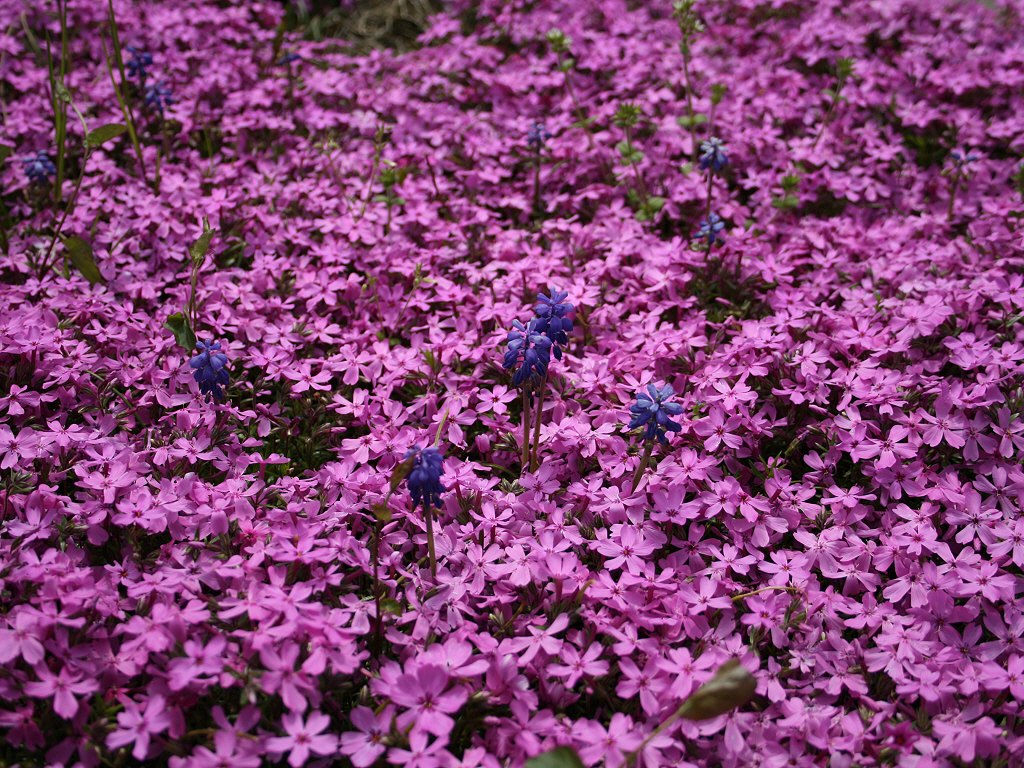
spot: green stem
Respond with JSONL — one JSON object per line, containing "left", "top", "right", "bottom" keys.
{"left": 705, "top": 167, "right": 714, "bottom": 220}
{"left": 521, "top": 387, "right": 530, "bottom": 469}
{"left": 531, "top": 375, "right": 547, "bottom": 472}
{"left": 810, "top": 74, "right": 846, "bottom": 150}
{"left": 681, "top": 42, "right": 698, "bottom": 163}
{"left": 423, "top": 503, "right": 436, "bottom": 580}
{"left": 631, "top": 441, "right": 655, "bottom": 493}
{"left": 947, "top": 174, "right": 960, "bottom": 222}
{"left": 626, "top": 127, "right": 649, "bottom": 208}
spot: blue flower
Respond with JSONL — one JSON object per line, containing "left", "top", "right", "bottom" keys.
{"left": 404, "top": 445, "right": 445, "bottom": 509}
{"left": 125, "top": 45, "right": 153, "bottom": 83}
{"left": 950, "top": 149, "right": 979, "bottom": 166}
{"left": 699, "top": 137, "right": 729, "bottom": 172}
{"left": 533, "top": 290, "right": 574, "bottom": 357}
{"left": 628, "top": 384, "right": 684, "bottom": 445}
{"left": 144, "top": 81, "right": 174, "bottom": 115}
{"left": 503, "top": 318, "right": 553, "bottom": 387}
{"left": 527, "top": 122, "right": 552, "bottom": 149}
{"left": 23, "top": 151, "right": 56, "bottom": 185}
{"left": 278, "top": 53, "right": 303, "bottom": 66}
{"left": 697, "top": 213, "right": 726, "bottom": 245}
{"left": 190, "top": 339, "right": 230, "bottom": 401}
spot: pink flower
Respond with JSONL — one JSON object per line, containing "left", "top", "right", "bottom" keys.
{"left": 388, "top": 663, "right": 468, "bottom": 737}
{"left": 340, "top": 705, "right": 395, "bottom": 767}
{"left": 106, "top": 695, "right": 174, "bottom": 760}
{"left": 266, "top": 711, "right": 338, "bottom": 768}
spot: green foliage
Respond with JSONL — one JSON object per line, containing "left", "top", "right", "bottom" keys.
{"left": 525, "top": 747, "right": 586, "bottom": 768}
{"left": 164, "top": 312, "right": 197, "bottom": 352}
{"left": 677, "top": 112, "right": 708, "bottom": 127}
{"left": 86, "top": 123, "right": 128, "bottom": 148}
{"left": 62, "top": 236, "right": 103, "bottom": 284}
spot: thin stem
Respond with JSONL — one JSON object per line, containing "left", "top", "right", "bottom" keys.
{"left": 681, "top": 43, "right": 698, "bottom": 163}
{"left": 521, "top": 387, "right": 530, "bottom": 469}
{"left": 705, "top": 167, "right": 714, "bottom": 220}
{"left": 810, "top": 74, "right": 847, "bottom": 151}
{"left": 531, "top": 375, "right": 547, "bottom": 472}
{"left": 626, "top": 126, "right": 649, "bottom": 208}
{"left": 947, "top": 174, "right": 960, "bottom": 222}
{"left": 533, "top": 148, "right": 542, "bottom": 214}
{"left": 37, "top": 147, "right": 92, "bottom": 283}
{"left": 423, "top": 503, "right": 437, "bottom": 580}
{"left": 558, "top": 53, "right": 595, "bottom": 153}
{"left": 372, "top": 518, "right": 383, "bottom": 658}
{"left": 631, "top": 441, "right": 655, "bottom": 493}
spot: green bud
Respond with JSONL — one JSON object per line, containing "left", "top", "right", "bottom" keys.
{"left": 546, "top": 28, "right": 572, "bottom": 53}
{"left": 613, "top": 102, "right": 642, "bottom": 128}
{"left": 710, "top": 83, "right": 728, "bottom": 106}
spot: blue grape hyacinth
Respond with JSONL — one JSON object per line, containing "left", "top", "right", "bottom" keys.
{"left": 697, "top": 213, "right": 726, "bottom": 246}
{"left": 144, "top": 81, "right": 174, "bottom": 115}
{"left": 125, "top": 45, "right": 153, "bottom": 83}
{"left": 503, "top": 318, "right": 553, "bottom": 387}
{"left": 699, "top": 137, "right": 729, "bottom": 172}
{"left": 190, "top": 339, "right": 230, "bottom": 401}
{"left": 23, "top": 151, "right": 56, "bottom": 185}
{"left": 533, "top": 289, "right": 574, "bottom": 358}
{"left": 628, "top": 384, "right": 684, "bottom": 445}
{"left": 527, "top": 122, "right": 552, "bottom": 149}
{"left": 405, "top": 445, "right": 445, "bottom": 509}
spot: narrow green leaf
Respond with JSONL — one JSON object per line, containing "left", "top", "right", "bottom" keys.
{"left": 86, "top": 123, "right": 128, "bottom": 148}
{"left": 164, "top": 312, "right": 197, "bottom": 352}
{"left": 62, "top": 236, "right": 104, "bottom": 284}
{"left": 525, "top": 747, "right": 586, "bottom": 768}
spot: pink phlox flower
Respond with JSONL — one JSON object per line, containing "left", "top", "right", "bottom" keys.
{"left": 386, "top": 730, "right": 450, "bottom": 768}
{"left": 340, "top": 705, "right": 395, "bottom": 767}
{"left": 509, "top": 614, "right": 570, "bottom": 665}
{"left": 546, "top": 642, "right": 609, "bottom": 688}
{"left": 166, "top": 634, "right": 228, "bottom": 691}
{"left": 577, "top": 713, "right": 644, "bottom": 768}
{"left": 0, "top": 609, "right": 47, "bottom": 664}
{"left": 265, "top": 710, "right": 338, "bottom": 768}
{"left": 106, "top": 695, "right": 174, "bottom": 760}
{"left": 693, "top": 407, "right": 745, "bottom": 452}
{"left": 387, "top": 662, "right": 468, "bottom": 737}
{"left": 616, "top": 655, "right": 671, "bottom": 716}
{"left": 994, "top": 407, "right": 1024, "bottom": 458}
{"left": 23, "top": 663, "right": 99, "bottom": 718}
{"left": 931, "top": 702, "right": 1003, "bottom": 763}
{"left": 260, "top": 641, "right": 320, "bottom": 712}
{"left": 592, "top": 524, "right": 667, "bottom": 575}
{"left": 918, "top": 399, "right": 967, "bottom": 448}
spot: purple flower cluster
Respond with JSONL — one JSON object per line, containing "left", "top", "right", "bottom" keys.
{"left": 0, "top": 0, "right": 1023, "bottom": 766}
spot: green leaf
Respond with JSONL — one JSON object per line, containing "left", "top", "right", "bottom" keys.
{"left": 164, "top": 312, "right": 197, "bottom": 352}
{"left": 616, "top": 140, "right": 631, "bottom": 157}
{"left": 629, "top": 151, "right": 644, "bottom": 164}
{"left": 525, "top": 748, "right": 586, "bottom": 768}
{"left": 677, "top": 113, "right": 709, "bottom": 127}
{"left": 86, "top": 123, "right": 128, "bottom": 148}
{"left": 372, "top": 503, "right": 393, "bottom": 523}
{"left": 557, "top": 58, "right": 575, "bottom": 72}
{"left": 390, "top": 456, "right": 415, "bottom": 493}
{"left": 62, "top": 236, "right": 104, "bottom": 284}
{"left": 188, "top": 226, "right": 215, "bottom": 264}
{"left": 0, "top": 145, "right": 11, "bottom": 164}
{"left": 648, "top": 196, "right": 666, "bottom": 211}
{"left": 772, "top": 194, "right": 800, "bottom": 210}
{"left": 380, "top": 598, "right": 403, "bottom": 615}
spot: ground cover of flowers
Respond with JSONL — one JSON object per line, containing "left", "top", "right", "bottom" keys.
{"left": 1, "top": 0, "right": 1024, "bottom": 765}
